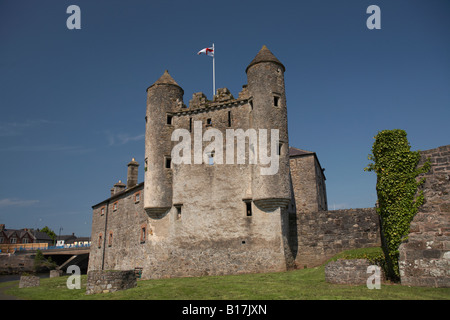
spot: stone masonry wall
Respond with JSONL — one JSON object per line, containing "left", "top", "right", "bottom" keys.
{"left": 19, "top": 275, "right": 40, "bottom": 288}
{"left": 399, "top": 145, "right": 450, "bottom": 287}
{"left": 295, "top": 208, "right": 381, "bottom": 268}
{"left": 325, "top": 259, "right": 385, "bottom": 285}
{"left": 0, "top": 253, "right": 35, "bottom": 274}
{"left": 290, "top": 155, "right": 321, "bottom": 213}
{"left": 86, "top": 270, "right": 137, "bottom": 295}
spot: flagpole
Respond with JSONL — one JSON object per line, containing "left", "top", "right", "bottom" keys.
{"left": 212, "top": 43, "right": 215, "bottom": 98}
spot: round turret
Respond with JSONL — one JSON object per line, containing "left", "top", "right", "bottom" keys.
{"left": 144, "top": 70, "right": 184, "bottom": 217}
{"left": 246, "top": 46, "right": 291, "bottom": 210}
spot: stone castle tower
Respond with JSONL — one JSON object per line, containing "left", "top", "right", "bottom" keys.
{"left": 88, "top": 46, "right": 332, "bottom": 279}
{"left": 144, "top": 45, "right": 291, "bottom": 216}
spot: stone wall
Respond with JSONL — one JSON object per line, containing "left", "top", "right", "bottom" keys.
{"left": 50, "top": 269, "right": 63, "bottom": 278}
{"left": 0, "top": 253, "right": 34, "bottom": 274}
{"left": 325, "top": 259, "right": 385, "bottom": 285}
{"left": 289, "top": 154, "right": 327, "bottom": 213}
{"left": 19, "top": 275, "right": 40, "bottom": 288}
{"left": 294, "top": 208, "right": 381, "bottom": 268}
{"left": 399, "top": 145, "right": 450, "bottom": 287}
{"left": 86, "top": 270, "right": 137, "bottom": 295}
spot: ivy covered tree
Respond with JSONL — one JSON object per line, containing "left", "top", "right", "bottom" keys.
{"left": 365, "top": 129, "right": 430, "bottom": 280}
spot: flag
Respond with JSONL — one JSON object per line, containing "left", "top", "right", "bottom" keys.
{"left": 197, "top": 47, "right": 214, "bottom": 57}
{"left": 197, "top": 44, "right": 216, "bottom": 97}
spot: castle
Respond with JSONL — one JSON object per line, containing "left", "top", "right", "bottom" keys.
{"left": 88, "top": 46, "right": 380, "bottom": 279}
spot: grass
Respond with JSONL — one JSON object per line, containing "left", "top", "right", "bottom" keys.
{"left": 2, "top": 248, "right": 449, "bottom": 300}
{"left": 325, "top": 246, "right": 385, "bottom": 263}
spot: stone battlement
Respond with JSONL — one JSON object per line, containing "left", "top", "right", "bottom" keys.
{"left": 187, "top": 86, "right": 248, "bottom": 110}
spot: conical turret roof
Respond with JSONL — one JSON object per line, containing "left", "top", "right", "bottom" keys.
{"left": 147, "top": 70, "right": 182, "bottom": 91}
{"left": 246, "top": 45, "right": 285, "bottom": 73}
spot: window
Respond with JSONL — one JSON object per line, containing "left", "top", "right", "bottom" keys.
{"left": 167, "top": 114, "right": 173, "bottom": 125}
{"left": 206, "top": 118, "right": 212, "bottom": 126}
{"left": 274, "top": 96, "right": 280, "bottom": 107}
{"left": 175, "top": 205, "right": 182, "bottom": 220}
{"left": 100, "top": 207, "right": 105, "bottom": 216}
{"left": 189, "top": 117, "right": 192, "bottom": 132}
{"left": 244, "top": 200, "right": 252, "bottom": 217}
{"left": 277, "top": 142, "right": 283, "bottom": 156}
{"left": 10, "top": 238, "right": 17, "bottom": 244}
{"left": 108, "top": 231, "right": 113, "bottom": 247}
{"left": 98, "top": 234, "right": 102, "bottom": 248}
{"left": 140, "top": 226, "right": 146, "bottom": 243}
{"left": 113, "top": 201, "right": 118, "bottom": 211}
{"left": 134, "top": 192, "right": 140, "bottom": 203}
{"left": 23, "top": 238, "right": 29, "bottom": 244}
{"left": 165, "top": 156, "right": 171, "bottom": 169}
{"left": 249, "top": 99, "right": 253, "bottom": 110}
{"left": 227, "top": 111, "right": 231, "bottom": 127}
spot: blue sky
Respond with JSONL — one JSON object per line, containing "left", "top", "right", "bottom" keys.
{"left": 0, "top": 0, "right": 449, "bottom": 237}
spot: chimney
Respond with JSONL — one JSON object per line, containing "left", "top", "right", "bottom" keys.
{"left": 127, "top": 158, "right": 139, "bottom": 188}
{"left": 113, "top": 180, "right": 126, "bottom": 194}
{"left": 0, "top": 224, "right": 5, "bottom": 232}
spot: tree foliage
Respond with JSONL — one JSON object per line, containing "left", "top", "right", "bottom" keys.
{"left": 40, "top": 226, "right": 57, "bottom": 243}
{"left": 365, "top": 129, "right": 430, "bottom": 280}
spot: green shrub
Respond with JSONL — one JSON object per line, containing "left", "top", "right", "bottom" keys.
{"left": 33, "top": 249, "right": 58, "bottom": 272}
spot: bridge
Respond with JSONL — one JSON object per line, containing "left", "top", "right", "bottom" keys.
{"left": 2, "top": 245, "right": 91, "bottom": 273}
{"left": 37, "top": 246, "right": 90, "bottom": 256}
{"left": 32, "top": 247, "right": 90, "bottom": 272}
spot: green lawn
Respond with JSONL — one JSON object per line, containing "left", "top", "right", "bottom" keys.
{"left": 2, "top": 263, "right": 449, "bottom": 300}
